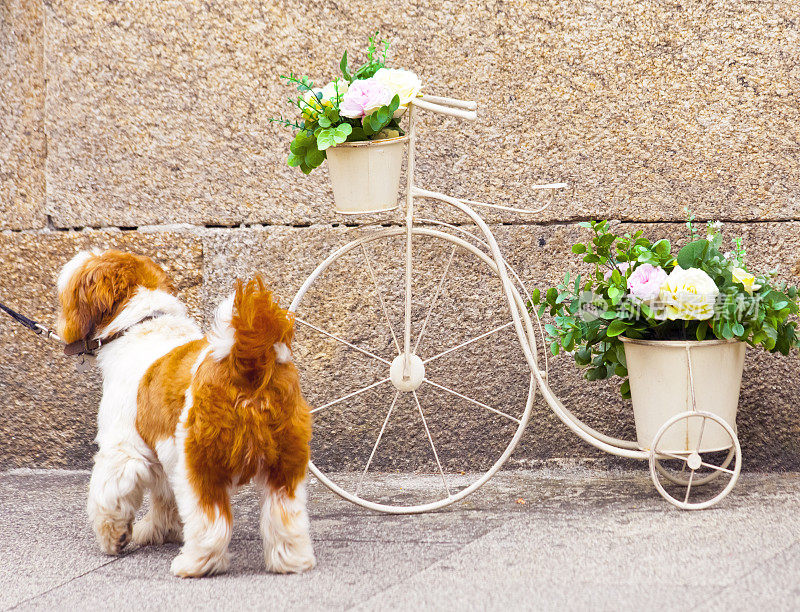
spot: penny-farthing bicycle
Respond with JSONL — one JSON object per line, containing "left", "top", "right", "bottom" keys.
{"left": 290, "top": 95, "right": 742, "bottom": 513}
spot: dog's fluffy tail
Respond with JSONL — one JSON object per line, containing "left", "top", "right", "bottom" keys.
{"left": 208, "top": 275, "right": 294, "bottom": 389}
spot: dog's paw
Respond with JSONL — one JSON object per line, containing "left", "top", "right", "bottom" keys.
{"left": 170, "top": 550, "right": 230, "bottom": 578}
{"left": 265, "top": 542, "right": 316, "bottom": 574}
{"left": 94, "top": 518, "right": 133, "bottom": 555}
{"left": 132, "top": 516, "right": 165, "bottom": 546}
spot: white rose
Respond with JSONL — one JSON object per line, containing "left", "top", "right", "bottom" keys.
{"left": 373, "top": 67, "right": 422, "bottom": 116}
{"left": 657, "top": 266, "right": 720, "bottom": 321}
{"left": 320, "top": 79, "right": 348, "bottom": 102}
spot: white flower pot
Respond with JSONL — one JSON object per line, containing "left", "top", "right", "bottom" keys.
{"left": 326, "top": 136, "right": 408, "bottom": 214}
{"left": 620, "top": 337, "right": 745, "bottom": 453}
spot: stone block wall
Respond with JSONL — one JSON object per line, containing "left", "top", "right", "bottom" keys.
{"left": 2, "top": 0, "right": 799, "bottom": 470}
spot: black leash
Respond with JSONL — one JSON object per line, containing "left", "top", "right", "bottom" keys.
{"left": 0, "top": 301, "right": 61, "bottom": 342}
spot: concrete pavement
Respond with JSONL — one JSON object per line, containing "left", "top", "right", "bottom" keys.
{"left": 1, "top": 466, "right": 799, "bottom": 611}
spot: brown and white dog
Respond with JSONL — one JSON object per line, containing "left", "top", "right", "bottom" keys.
{"left": 57, "top": 249, "right": 315, "bottom": 577}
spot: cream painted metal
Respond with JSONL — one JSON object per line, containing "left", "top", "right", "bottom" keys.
{"left": 622, "top": 338, "right": 745, "bottom": 452}
{"left": 326, "top": 135, "right": 408, "bottom": 213}
{"left": 291, "top": 93, "right": 742, "bottom": 513}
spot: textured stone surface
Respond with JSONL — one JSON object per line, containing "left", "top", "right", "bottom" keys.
{"left": 43, "top": 0, "right": 800, "bottom": 227}
{"left": 0, "top": 230, "right": 203, "bottom": 469}
{"left": 2, "top": 1, "right": 800, "bottom": 471}
{"left": 0, "top": 0, "right": 46, "bottom": 230}
{"left": 2, "top": 469, "right": 800, "bottom": 609}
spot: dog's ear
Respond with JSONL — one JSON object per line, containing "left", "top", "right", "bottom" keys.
{"left": 57, "top": 249, "right": 175, "bottom": 342}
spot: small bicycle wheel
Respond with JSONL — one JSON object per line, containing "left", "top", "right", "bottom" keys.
{"left": 649, "top": 411, "right": 741, "bottom": 510}
{"left": 654, "top": 447, "right": 734, "bottom": 486}
{"left": 290, "top": 227, "right": 537, "bottom": 513}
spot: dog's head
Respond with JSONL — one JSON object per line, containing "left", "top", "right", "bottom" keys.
{"left": 57, "top": 249, "right": 174, "bottom": 343}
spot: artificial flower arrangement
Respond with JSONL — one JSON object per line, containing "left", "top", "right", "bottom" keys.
{"left": 271, "top": 33, "right": 422, "bottom": 175}
{"left": 531, "top": 213, "right": 800, "bottom": 399}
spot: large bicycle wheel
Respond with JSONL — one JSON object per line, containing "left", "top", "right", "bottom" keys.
{"left": 290, "top": 227, "right": 537, "bottom": 513}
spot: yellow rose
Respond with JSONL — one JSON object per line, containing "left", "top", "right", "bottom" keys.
{"left": 658, "top": 266, "right": 719, "bottom": 321}
{"left": 731, "top": 267, "right": 760, "bottom": 294}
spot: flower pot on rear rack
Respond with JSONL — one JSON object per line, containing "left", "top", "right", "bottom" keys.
{"left": 620, "top": 337, "right": 745, "bottom": 453}
{"left": 326, "top": 136, "right": 408, "bottom": 214}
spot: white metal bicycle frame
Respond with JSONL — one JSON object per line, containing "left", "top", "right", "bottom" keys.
{"left": 292, "top": 94, "right": 741, "bottom": 512}
{"left": 403, "top": 95, "right": 656, "bottom": 462}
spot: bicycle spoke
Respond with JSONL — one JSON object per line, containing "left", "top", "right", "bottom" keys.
{"left": 684, "top": 469, "right": 695, "bottom": 504}
{"left": 311, "top": 377, "right": 391, "bottom": 414}
{"left": 295, "top": 317, "right": 391, "bottom": 365}
{"left": 356, "top": 391, "right": 400, "bottom": 496}
{"left": 424, "top": 378, "right": 521, "bottom": 424}
{"left": 700, "top": 461, "right": 735, "bottom": 475}
{"left": 360, "top": 244, "right": 401, "bottom": 355}
{"left": 423, "top": 321, "right": 514, "bottom": 364}
{"left": 656, "top": 450, "right": 690, "bottom": 463}
{"left": 412, "top": 390, "right": 450, "bottom": 497}
{"left": 414, "top": 245, "right": 457, "bottom": 355}
{"left": 695, "top": 416, "right": 707, "bottom": 452}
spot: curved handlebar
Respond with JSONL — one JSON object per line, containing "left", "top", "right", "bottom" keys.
{"left": 412, "top": 95, "right": 477, "bottom": 121}
{"left": 421, "top": 94, "right": 477, "bottom": 110}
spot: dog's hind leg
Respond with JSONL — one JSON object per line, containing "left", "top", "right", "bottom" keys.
{"left": 258, "top": 470, "right": 316, "bottom": 574}
{"left": 87, "top": 442, "right": 151, "bottom": 555}
{"left": 169, "top": 477, "right": 232, "bottom": 578}
{"left": 132, "top": 465, "right": 182, "bottom": 546}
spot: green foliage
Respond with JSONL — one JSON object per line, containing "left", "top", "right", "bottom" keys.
{"left": 340, "top": 32, "right": 391, "bottom": 82}
{"left": 530, "top": 219, "right": 800, "bottom": 400}
{"left": 271, "top": 33, "right": 402, "bottom": 174}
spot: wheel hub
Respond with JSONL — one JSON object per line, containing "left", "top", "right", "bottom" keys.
{"left": 389, "top": 354, "right": 425, "bottom": 392}
{"left": 687, "top": 452, "right": 702, "bottom": 470}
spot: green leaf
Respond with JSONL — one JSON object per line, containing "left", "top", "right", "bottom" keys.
{"left": 606, "top": 319, "right": 629, "bottom": 337}
{"left": 290, "top": 133, "right": 310, "bottom": 154}
{"left": 652, "top": 239, "right": 671, "bottom": 256}
{"left": 531, "top": 288, "right": 541, "bottom": 304}
{"left": 620, "top": 379, "right": 631, "bottom": 397}
{"left": 695, "top": 321, "right": 709, "bottom": 341}
{"left": 339, "top": 51, "right": 351, "bottom": 81}
{"left": 317, "top": 115, "right": 331, "bottom": 128}
{"left": 305, "top": 147, "right": 325, "bottom": 168}
{"left": 388, "top": 94, "right": 400, "bottom": 113}
{"left": 572, "top": 244, "right": 587, "bottom": 254}
{"left": 721, "top": 321, "right": 733, "bottom": 340}
{"left": 287, "top": 152, "right": 302, "bottom": 167}
{"left": 732, "top": 322, "right": 745, "bottom": 336}
{"left": 316, "top": 128, "right": 336, "bottom": 150}
{"left": 677, "top": 239, "right": 708, "bottom": 269}
{"left": 575, "top": 347, "right": 592, "bottom": 366}
{"left": 325, "top": 107, "right": 340, "bottom": 123}
{"left": 333, "top": 123, "right": 352, "bottom": 143}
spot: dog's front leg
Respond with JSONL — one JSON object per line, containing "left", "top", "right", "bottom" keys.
{"left": 87, "top": 443, "right": 151, "bottom": 555}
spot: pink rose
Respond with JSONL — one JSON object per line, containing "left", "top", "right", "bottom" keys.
{"left": 627, "top": 264, "right": 668, "bottom": 301}
{"left": 339, "top": 78, "right": 392, "bottom": 118}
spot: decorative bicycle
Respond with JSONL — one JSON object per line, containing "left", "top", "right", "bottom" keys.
{"left": 289, "top": 95, "right": 742, "bottom": 513}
